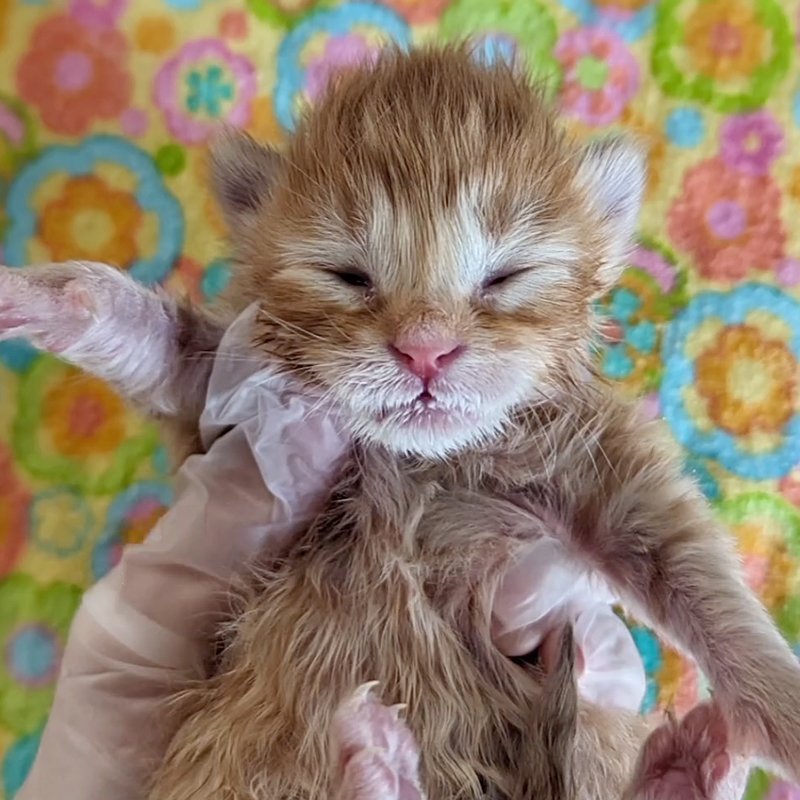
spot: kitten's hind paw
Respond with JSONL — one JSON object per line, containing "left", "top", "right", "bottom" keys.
{"left": 330, "top": 682, "right": 425, "bottom": 800}
{"left": 627, "top": 702, "right": 732, "bottom": 800}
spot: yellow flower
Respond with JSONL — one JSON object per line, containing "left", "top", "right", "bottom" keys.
{"left": 43, "top": 371, "right": 126, "bottom": 457}
{"left": 685, "top": 0, "right": 767, "bottom": 81}
{"left": 39, "top": 175, "right": 144, "bottom": 268}
{"left": 695, "top": 324, "right": 798, "bottom": 436}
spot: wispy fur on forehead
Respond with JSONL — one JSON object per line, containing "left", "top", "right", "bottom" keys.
{"left": 284, "top": 46, "right": 585, "bottom": 240}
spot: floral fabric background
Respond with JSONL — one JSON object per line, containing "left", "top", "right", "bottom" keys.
{"left": 0, "top": 0, "right": 800, "bottom": 795}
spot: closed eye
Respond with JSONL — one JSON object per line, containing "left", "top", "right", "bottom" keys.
{"left": 482, "top": 267, "right": 531, "bottom": 290}
{"left": 325, "top": 269, "right": 373, "bottom": 289}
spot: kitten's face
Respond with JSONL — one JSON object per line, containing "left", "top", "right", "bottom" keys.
{"left": 212, "top": 48, "right": 645, "bottom": 458}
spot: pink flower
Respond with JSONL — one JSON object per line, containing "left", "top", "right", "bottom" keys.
{"left": 555, "top": 26, "right": 639, "bottom": 126}
{"left": 70, "top": 0, "right": 127, "bottom": 29}
{"left": 720, "top": 110, "right": 784, "bottom": 176}
{"left": 767, "top": 780, "right": 800, "bottom": 800}
{"left": 305, "top": 34, "right": 379, "bottom": 102}
{"left": 16, "top": 14, "right": 131, "bottom": 136}
{"left": 668, "top": 157, "right": 785, "bottom": 281}
{"left": 154, "top": 38, "right": 256, "bottom": 145}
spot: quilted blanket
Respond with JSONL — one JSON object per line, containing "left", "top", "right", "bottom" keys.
{"left": 1, "top": 0, "right": 800, "bottom": 796}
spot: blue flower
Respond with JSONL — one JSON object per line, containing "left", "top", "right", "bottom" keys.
{"left": 275, "top": 2, "right": 411, "bottom": 132}
{"left": 4, "top": 135, "right": 184, "bottom": 285}
{"left": 554, "top": 0, "right": 656, "bottom": 42}
{"left": 661, "top": 283, "right": 800, "bottom": 480}
{"left": 665, "top": 107, "right": 705, "bottom": 147}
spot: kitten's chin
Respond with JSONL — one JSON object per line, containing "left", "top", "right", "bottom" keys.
{"left": 355, "top": 405, "right": 506, "bottom": 459}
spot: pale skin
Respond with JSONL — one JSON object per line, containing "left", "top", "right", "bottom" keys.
{"left": 2, "top": 46, "right": 796, "bottom": 800}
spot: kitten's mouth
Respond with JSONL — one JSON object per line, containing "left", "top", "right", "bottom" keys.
{"left": 376, "top": 392, "right": 478, "bottom": 430}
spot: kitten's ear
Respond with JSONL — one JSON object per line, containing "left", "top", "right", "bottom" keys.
{"left": 209, "top": 127, "right": 284, "bottom": 233}
{"left": 574, "top": 135, "right": 647, "bottom": 294}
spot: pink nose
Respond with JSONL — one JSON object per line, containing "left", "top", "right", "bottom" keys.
{"left": 390, "top": 337, "right": 464, "bottom": 380}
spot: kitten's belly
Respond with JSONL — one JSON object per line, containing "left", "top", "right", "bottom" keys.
{"left": 152, "top": 458, "right": 580, "bottom": 800}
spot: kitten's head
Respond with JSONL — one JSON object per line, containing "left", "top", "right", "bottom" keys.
{"left": 211, "top": 46, "right": 645, "bottom": 458}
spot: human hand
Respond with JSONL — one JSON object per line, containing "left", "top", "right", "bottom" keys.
{"left": 491, "top": 537, "right": 646, "bottom": 712}
{"left": 16, "top": 308, "right": 350, "bottom": 800}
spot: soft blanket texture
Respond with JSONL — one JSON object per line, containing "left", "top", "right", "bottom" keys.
{"left": 0, "top": 0, "right": 799, "bottom": 797}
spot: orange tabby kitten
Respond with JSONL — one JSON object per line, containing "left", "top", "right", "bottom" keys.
{"left": 0, "top": 46, "right": 797, "bottom": 800}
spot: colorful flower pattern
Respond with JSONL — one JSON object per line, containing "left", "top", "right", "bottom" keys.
{"left": 597, "top": 238, "right": 687, "bottom": 396}
{"left": 154, "top": 38, "right": 257, "bottom": 144}
{"left": 555, "top": 26, "right": 639, "bottom": 126}
{"left": 0, "top": 1, "right": 799, "bottom": 797}
{"left": 17, "top": 14, "right": 132, "bottom": 136}
{"left": 4, "top": 135, "right": 184, "bottom": 284}
{"left": 720, "top": 109, "right": 784, "bottom": 175}
{"left": 661, "top": 284, "right": 800, "bottom": 480}
{"left": 12, "top": 357, "right": 160, "bottom": 493}
{"left": 652, "top": 0, "right": 792, "bottom": 112}
{"left": 274, "top": 2, "right": 412, "bottom": 131}
{"left": 668, "top": 157, "right": 785, "bottom": 281}
{"left": 0, "top": 573, "right": 82, "bottom": 736}
{"left": 715, "top": 493, "right": 800, "bottom": 641}
{"left": 439, "top": 0, "right": 561, "bottom": 91}
{"left": 554, "top": 0, "right": 656, "bottom": 42}
{"left": 91, "top": 482, "right": 172, "bottom": 580}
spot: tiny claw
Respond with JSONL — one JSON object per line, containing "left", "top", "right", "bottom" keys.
{"left": 389, "top": 704, "right": 408, "bottom": 720}
{"left": 354, "top": 681, "right": 380, "bottom": 702}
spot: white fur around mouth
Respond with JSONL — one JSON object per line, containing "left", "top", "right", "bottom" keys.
{"left": 376, "top": 394, "right": 479, "bottom": 429}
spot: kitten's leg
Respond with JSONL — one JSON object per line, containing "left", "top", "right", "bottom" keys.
{"left": 0, "top": 261, "right": 225, "bottom": 432}
{"left": 624, "top": 702, "right": 747, "bottom": 800}
{"left": 330, "top": 682, "right": 425, "bottom": 800}
{"left": 554, "top": 398, "right": 800, "bottom": 779}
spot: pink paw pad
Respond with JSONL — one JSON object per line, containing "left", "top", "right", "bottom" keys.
{"left": 631, "top": 703, "right": 731, "bottom": 800}
{"left": 330, "top": 682, "right": 425, "bottom": 800}
{"left": 0, "top": 264, "right": 105, "bottom": 352}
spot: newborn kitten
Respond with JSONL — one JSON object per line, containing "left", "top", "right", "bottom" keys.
{"left": 1, "top": 47, "right": 797, "bottom": 800}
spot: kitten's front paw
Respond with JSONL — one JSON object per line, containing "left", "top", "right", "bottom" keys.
{"left": 330, "top": 682, "right": 425, "bottom": 800}
{"left": 627, "top": 703, "right": 731, "bottom": 800}
{"left": 0, "top": 261, "right": 123, "bottom": 353}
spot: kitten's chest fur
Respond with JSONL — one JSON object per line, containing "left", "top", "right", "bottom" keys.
{"left": 213, "top": 420, "right": 576, "bottom": 800}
